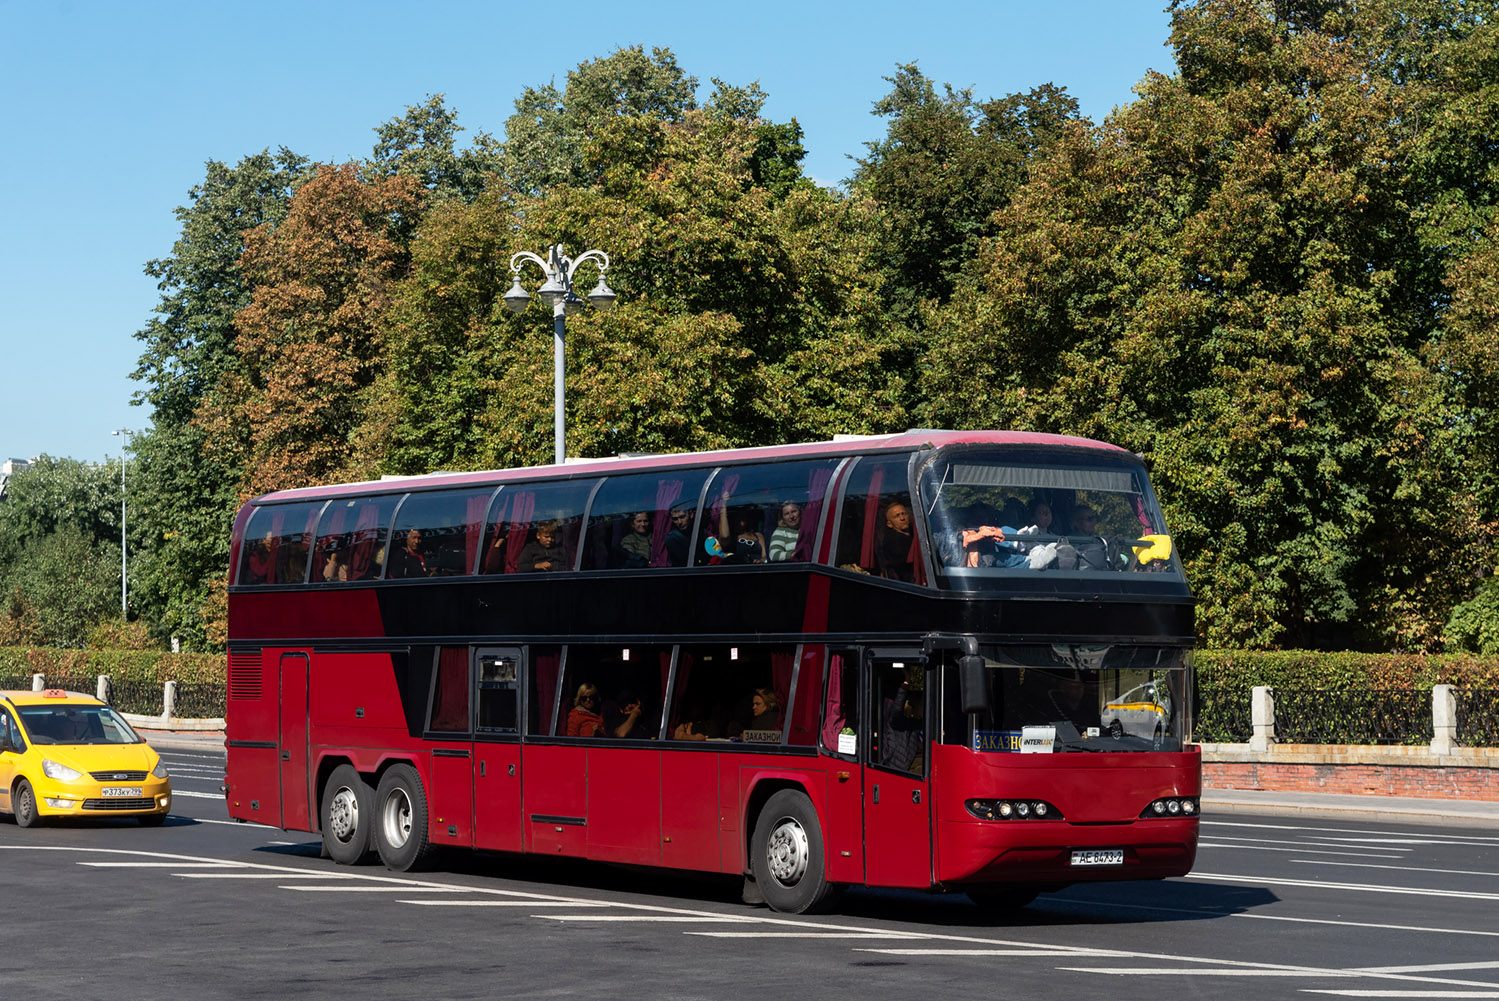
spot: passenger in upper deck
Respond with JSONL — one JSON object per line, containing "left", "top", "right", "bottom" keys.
{"left": 876, "top": 501, "right": 915, "bottom": 582}
{"left": 517, "top": 520, "right": 564, "bottom": 572}
{"left": 617, "top": 511, "right": 652, "bottom": 568}
{"left": 387, "top": 528, "right": 428, "bottom": 579}
{"left": 936, "top": 505, "right": 1024, "bottom": 568}
{"left": 767, "top": 502, "right": 801, "bottom": 562}
{"left": 665, "top": 505, "right": 694, "bottom": 567}
{"left": 708, "top": 489, "right": 765, "bottom": 564}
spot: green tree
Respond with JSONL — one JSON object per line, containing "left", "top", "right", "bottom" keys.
{"left": 369, "top": 94, "right": 504, "bottom": 215}
{"left": 500, "top": 45, "right": 699, "bottom": 196}
{"left": 918, "top": 0, "right": 1485, "bottom": 650}
{"left": 1, "top": 527, "right": 122, "bottom": 649}
{"left": 128, "top": 149, "right": 307, "bottom": 650}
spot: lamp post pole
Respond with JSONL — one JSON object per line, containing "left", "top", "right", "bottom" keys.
{"left": 503, "top": 243, "right": 617, "bottom": 465}
{"left": 111, "top": 427, "right": 134, "bottom": 615}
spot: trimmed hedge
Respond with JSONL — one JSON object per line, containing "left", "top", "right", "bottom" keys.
{"left": 0, "top": 648, "right": 224, "bottom": 685}
{"left": 1195, "top": 650, "right": 1499, "bottom": 743}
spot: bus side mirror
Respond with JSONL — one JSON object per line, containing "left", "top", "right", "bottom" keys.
{"left": 958, "top": 655, "right": 990, "bottom": 715}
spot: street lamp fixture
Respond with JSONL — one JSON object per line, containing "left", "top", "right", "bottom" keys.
{"left": 110, "top": 427, "right": 134, "bottom": 616}
{"left": 504, "top": 243, "right": 617, "bottom": 464}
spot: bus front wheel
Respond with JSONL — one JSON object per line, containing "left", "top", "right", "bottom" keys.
{"left": 372, "top": 764, "right": 435, "bottom": 872}
{"left": 751, "top": 790, "right": 834, "bottom": 914}
{"left": 322, "top": 764, "right": 375, "bottom": 865}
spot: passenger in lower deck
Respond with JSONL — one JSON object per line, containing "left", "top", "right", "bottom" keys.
{"left": 565, "top": 683, "right": 604, "bottom": 737}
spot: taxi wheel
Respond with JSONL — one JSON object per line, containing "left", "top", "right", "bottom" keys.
{"left": 321, "top": 764, "right": 374, "bottom": 865}
{"left": 372, "top": 764, "right": 436, "bottom": 872}
{"left": 14, "top": 779, "right": 41, "bottom": 828}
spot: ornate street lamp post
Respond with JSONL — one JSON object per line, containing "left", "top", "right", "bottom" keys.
{"left": 503, "top": 243, "right": 617, "bottom": 465}
{"left": 110, "top": 427, "right": 134, "bottom": 615}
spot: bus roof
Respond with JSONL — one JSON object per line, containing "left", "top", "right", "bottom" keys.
{"left": 250, "top": 429, "right": 1133, "bottom": 505}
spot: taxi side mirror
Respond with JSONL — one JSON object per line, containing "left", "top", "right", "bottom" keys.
{"left": 0, "top": 733, "right": 13, "bottom": 753}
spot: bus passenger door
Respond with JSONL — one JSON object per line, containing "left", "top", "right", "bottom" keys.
{"left": 278, "top": 652, "right": 312, "bottom": 832}
{"left": 473, "top": 647, "right": 523, "bottom": 852}
{"left": 862, "top": 650, "right": 933, "bottom": 888}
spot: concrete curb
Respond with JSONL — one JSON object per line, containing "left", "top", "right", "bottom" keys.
{"left": 136, "top": 729, "right": 226, "bottom": 753}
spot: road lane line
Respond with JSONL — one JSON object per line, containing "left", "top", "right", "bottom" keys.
{"left": 170, "top": 790, "right": 223, "bottom": 799}
{"left": 1302, "top": 991, "right": 1499, "bottom": 998}
{"left": 1061, "top": 967, "right": 1350, "bottom": 977}
{"left": 1292, "top": 860, "right": 1499, "bottom": 878}
{"left": 398, "top": 900, "right": 611, "bottom": 906}
{"left": 79, "top": 861, "right": 239, "bottom": 868}
{"left": 690, "top": 932, "right": 922, "bottom": 939}
{"left": 1199, "top": 842, "right": 1404, "bottom": 858}
{"left": 177, "top": 872, "right": 346, "bottom": 879}
{"left": 539, "top": 915, "right": 755, "bottom": 923}
{"left": 1357, "top": 963, "right": 1499, "bottom": 974}
{"left": 1187, "top": 872, "right": 1499, "bottom": 901}
{"left": 282, "top": 886, "right": 469, "bottom": 893}
{"left": 1203, "top": 821, "right": 1499, "bottom": 847}
{"left": 1040, "top": 895, "right": 1499, "bottom": 939}
{"left": 860, "top": 948, "right": 1116, "bottom": 957}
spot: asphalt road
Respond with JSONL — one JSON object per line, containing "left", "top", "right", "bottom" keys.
{"left": 4, "top": 748, "right": 1497, "bottom": 1000}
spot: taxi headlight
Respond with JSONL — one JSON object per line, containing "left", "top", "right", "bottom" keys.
{"left": 152, "top": 760, "right": 170, "bottom": 779}
{"left": 42, "top": 759, "right": 83, "bottom": 782}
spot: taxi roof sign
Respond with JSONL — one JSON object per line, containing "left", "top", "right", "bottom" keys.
{"left": 42, "top": 688, "right": 68, "bottom": 698}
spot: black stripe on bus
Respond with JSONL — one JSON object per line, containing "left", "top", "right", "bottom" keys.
{"left": 531, "top": 815, "right": 587, "bottom": 827}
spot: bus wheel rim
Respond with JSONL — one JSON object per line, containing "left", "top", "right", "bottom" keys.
{"left": 382, "top": 788, "right": 412, "bottom": 849}
{"left": 329, "top": 786, "right": 360, "bottom": 844}
{"left": 766, "top": 817, "right": 809, "bottom": 886}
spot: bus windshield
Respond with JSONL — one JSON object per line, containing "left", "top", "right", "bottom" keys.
{"left": 918, "top": 449, "right": 1182, "bottom": 582}
{"left": 955, "top": 644, "right": 1191, "bottom": 753}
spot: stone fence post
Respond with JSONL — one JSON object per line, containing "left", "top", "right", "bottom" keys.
{"left": 96, "top": 674, "right": 111, "bottom": 704}
{"left": 30, "top": 673, "right": 44, "bottom": 692}
{"left": 163, "top": 680, "right": 178, "bottom": 722}
{"left": 1250, "top": 685, "right": 1276, "bottom": 752}
{"left": 1431, "top": 684, "right": 1457, "bottom": 755}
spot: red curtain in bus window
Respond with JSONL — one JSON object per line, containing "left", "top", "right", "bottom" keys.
{"left": 348, "top": 502, "right": 381, "bottom": 580}
{"left": 859, "top": 465, "right": 885, "bottom": 567}
{"left": 480, "top": 493, "right": 511, "bottom": 574}
{"left": 770, "top": 651, "right": 794, "bottom": 729}
{"left": 532, "top": 649, "right": 560, "bottom": 735}
{"left": 649, "top": 478, "right": 685, "bottom": 567}
{"left": 821, "top": 653, "right": 846, "bottom": 751}
{"left": 792, "top": 466, "right": 834, "bottom": 561}
{"left": 708, "top": 474, "right": 739, "bottom": 526}
{"left": 252, "top": 509, "right": 283, "bottom": 584}
{"left": 789, "top": 647, "right": 822, "bottom": 745}
{"left": 503, "top": 490, "right": 537, "bottom": 575}
{"left": 463, "top": 492, "right": 490, "bottom": 575}
{"left": 429, "top": 647, "right": 469, "bottom": 731}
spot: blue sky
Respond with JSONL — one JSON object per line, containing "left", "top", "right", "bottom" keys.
{"left": 0, "top": 0, "right": 1174, "bottom": 465}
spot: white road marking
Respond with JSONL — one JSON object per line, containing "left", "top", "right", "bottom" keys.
{"left": 1200, "top": 833, "right": 1410, "bottom": 854}
{"left": 177, "top": 872, "right": 343, "bottom": 879}
{"left": 283, "top": 885, "right": 467, "bottom": 893}
{"left": 1062, "top": 967, "right": 1350, "bottom": 977}
{"left": 1203, "top": 820, "right": 1499, "bottom": 843}
{"left": 689, "top": 932, "right": 922, "bottom": 939}
{"left": 1357, "top": 964, "right": 1499, "bottom": 974}
{"left": 538, "top": 915, "right": 755, "bottom": 923}
{"left": 1293, "top": 859, "right": 1499, "bottom": 879}
{"left": 861, "top": 949, "right": 1116, "bottom": 957}
{"left": 79, "top": 861, "right": 238, "bottom": 868}
{"left": 170, "top": 790, "right": 223, "bottom": 799}
{"left": 1187, "top": 872, "right": 1499, "bottom": 901}
{"left": 397, "top": 900, "right": 610, "bottom": 906}
{"left": 1302, "top": 992, "right": 1499, "bottom": 998}
{"left": 1044, "top": 897, "right": 1499, "bottom": 939}
{"left": 1199, "top": 841, "right": 1404, "bottom": 859}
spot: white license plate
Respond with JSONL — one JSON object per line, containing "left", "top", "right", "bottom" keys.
{"left": 102, "top": 786, "right": 143, "bottom": 798}
{"left": 1070, "top": 848, "right": 1124, "bottom": 867}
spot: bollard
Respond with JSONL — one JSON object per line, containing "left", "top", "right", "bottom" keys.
{"left": 1250, "top": 685, "right": 1275, "bottom": 752}
{"left": 163, "top": 680, "right": 178, "bottom": 722}
{"left": 1431, "top": 684, "right": 1457, "bottom": 755}
{"left": 31, "top": 673, "right": 44, "bottom": 692}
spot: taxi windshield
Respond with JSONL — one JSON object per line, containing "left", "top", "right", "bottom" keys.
{"left": 918, "top": 448, "right": 1183, "bottom": 583}
{"left": 17, "top": 705, "right": 143, "bottom": 745}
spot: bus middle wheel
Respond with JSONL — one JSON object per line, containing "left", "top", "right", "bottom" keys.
{"left": 751, "top": 789, "right": 834, "bottom": 914}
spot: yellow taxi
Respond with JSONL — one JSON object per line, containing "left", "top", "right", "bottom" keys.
{"left": 0, "top": 689, "right": 172, "bottom": 826}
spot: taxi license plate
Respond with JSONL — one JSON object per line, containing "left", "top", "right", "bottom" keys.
{"left": 1070, "top": 849, "right": 1124, "bottom": 867}
{"left": 102, "top": 786, "right": 143, "bottom": 798}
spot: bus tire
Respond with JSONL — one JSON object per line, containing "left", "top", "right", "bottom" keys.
{"left": 967, "top": 885, "right": 1040, "bottom": 910}
{"left": 373, "top": 764, "right": 435, "bottom": 872}
{"left": 322, "top": 764, "right": 375, "bottom": 865}
{"left": 751, "top": 789, "right": 833, "bottom": 914}
{"left": 14, "top": 779, "right": 41, "bottom": 828}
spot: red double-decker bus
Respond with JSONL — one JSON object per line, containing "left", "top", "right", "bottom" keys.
{"left": 223, "top": 430, "right": 1199, "bottom": 913}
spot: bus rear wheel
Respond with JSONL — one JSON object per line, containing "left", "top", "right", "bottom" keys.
{"left": 751, "top": 790, "right": 834, "bottom": 914}
{"left": 322, "top": 764, "right": 375, "bottom": 865}
{"left": 372, "top": 764, "right": 435, "bottom": 872}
